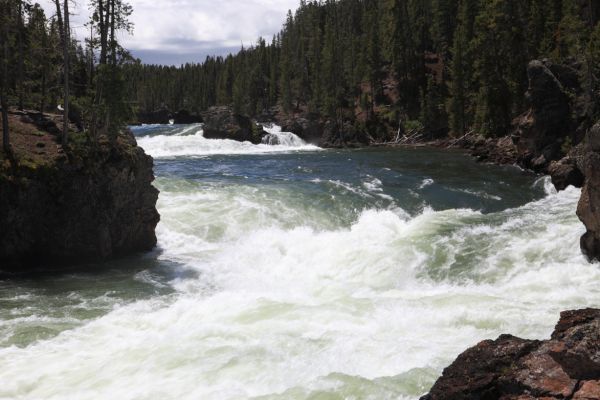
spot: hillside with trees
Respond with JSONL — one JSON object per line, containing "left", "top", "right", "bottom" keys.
{"left": 0, "top": 0, "right": 136, "bottom": 152}
{"left": 124, "top": 0, "right": 600, "bottom": 142}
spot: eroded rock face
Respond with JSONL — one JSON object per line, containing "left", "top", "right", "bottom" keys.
{"left": 0, "top": 129, "right": 160, "bottom": 272}
{"left": 201, "top": 106, "right": 266, "bottom": 144}
{"left": 421, "top": 309, "right": 600, "bottom": 400}
{"left": 577, "top": 123, "right": 600, "bottom": 262}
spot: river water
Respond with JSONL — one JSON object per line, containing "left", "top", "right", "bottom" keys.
{"left": 1, "top": 124, "right": 599, "bottom": 399}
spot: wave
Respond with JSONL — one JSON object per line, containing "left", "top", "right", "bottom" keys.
{"left": 1, "top": 176, "right": 597, "bottom": 400}
{"left": 135, "top": 124, "right": 321, "bottom": 158}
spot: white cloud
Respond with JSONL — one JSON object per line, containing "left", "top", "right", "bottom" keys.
{"left": 41, "top": 0, "right": 299, "bottom": 63}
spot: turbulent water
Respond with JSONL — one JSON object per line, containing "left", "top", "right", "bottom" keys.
{"left": 1, "top": 124, "right": 599, "bottom": 400}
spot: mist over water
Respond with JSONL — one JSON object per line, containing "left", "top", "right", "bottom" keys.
{"left": 1, "top": 124, "right": 599, "bottom": 400}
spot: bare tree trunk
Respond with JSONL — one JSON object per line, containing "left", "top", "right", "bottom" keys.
{"left": 1, "top": 12, "right": 9, "bottom": 154}
{"left": 17, "top": 0, "right": 24, "bottom": 110}
{"left": 54, "top": 0, "right": 64, "bottom": 49}
{"left": 62, "top": 0, "right": 70, "bottom": 145}
{"left": 110, "top": 0, "right": 116, "bottom": 66}
{"left": 100, "top": 0, "right": 110, "bottom": 65}
{"left": 89, "top": 23, "right": 94, "bottom": 87}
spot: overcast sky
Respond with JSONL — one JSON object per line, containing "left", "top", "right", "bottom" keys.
{"left": 41, "top": 0, "right": 299, "bottom": 65}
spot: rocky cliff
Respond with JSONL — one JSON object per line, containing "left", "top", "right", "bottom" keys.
{"left": 577, "top": 123, "right": 600, "bottom": 262}
{"left": 0, "top": 112, "right": 159, "bottom": 273}
{"left": 422, "top": 308, "right": 600, "bottom": 400}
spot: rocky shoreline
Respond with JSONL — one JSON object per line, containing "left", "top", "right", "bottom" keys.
{"left": 421, "top": 309, "right": 600, "bottom": 400}
{"left": 0, "top": 111, "right": 159, "bottom": 273}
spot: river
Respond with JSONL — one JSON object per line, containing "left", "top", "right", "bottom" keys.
{"left": 1, "top": 124, "right": 599, "bottom": 399}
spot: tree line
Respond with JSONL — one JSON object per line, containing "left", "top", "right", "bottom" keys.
{"left": 0, "top": 0, "right": 135, "bottom": 154}
{"left": 124, "top": 0, "right": 600, "bottom": 138}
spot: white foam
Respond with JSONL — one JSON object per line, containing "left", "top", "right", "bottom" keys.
{"left": 419, "top": 178, "right": 434, "bottom": 189}
{"left": 136, "top": 124, "right": 320, "bottom": 158}
{"left": 0, "top": 178, "right": 597, "bottom": 400}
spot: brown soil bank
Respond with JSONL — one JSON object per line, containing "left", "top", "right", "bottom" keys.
{"left": 421, "top": 308, "right": 600, "bottom": 400}
{"left": 0, "top": 111, "right": 159, "bottom": 273}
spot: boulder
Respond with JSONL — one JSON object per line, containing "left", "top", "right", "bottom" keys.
{"left": 548, "top": 158, "right": 584, "bottom": 191}
{"left": 201, "top": 106, "right": 266, "bottom": 144}
{"left": 422, "top": 309, "right": 600, "bottom": 400}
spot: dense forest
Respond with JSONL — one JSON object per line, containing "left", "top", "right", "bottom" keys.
{"left": 124, "top": 0, "right": 600, "bottom": 138}
{"left": 0, "top": 0, "right": 135, "bottom": 153}
{"left": 1, "top": 0, "right": 600, "bottom": 147}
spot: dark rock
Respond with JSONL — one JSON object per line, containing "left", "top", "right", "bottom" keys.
{"left": 514, "top": 61, "right": 571, "bottom": 169}
{"left": 577, "top": 123, "right": 600, "bottom": 262}
{"left": 276, "top": 113, "right": 323, "bottom": 144}
{"left": 137, "top": 108, "right": 171, "bottom": 125}
{"left": 548, "top": 158, "right": 584, "bottom": 190}
{"left": 0, "top": 129, "right": 160, "bottom": 272}
{"left": 470, "top": 136, "right": 519, "bottom": 166}
{"left": 421, "top": 309, "right": 600, "bottom": 400}
{"left": 201, "top": 106, "right": 266, "bottom": 144}
{"left": 172, "top": 109, "right": 203, "bottom": 124}
{"left": 421, "top": 334, "right": 541, "bottom": 400}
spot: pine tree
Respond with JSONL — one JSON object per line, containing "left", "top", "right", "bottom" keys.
{"left": 447, "top": 0, "right": 470, "bottom": 136}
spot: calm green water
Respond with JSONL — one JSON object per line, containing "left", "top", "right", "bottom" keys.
{"left": 0, "top": 124, "right": 598, "bottom": 400}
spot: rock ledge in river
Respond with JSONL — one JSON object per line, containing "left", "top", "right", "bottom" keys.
{"left": 201, "top": 106, "right": 266, "bottom": 144}
{"left": 421, "top": 308, "right": 600, "bottom": 400}
{"left": 0, "top": 112, "right": 160, "bottom": 272}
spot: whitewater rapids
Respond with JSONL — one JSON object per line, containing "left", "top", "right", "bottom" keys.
{"left": 135, "top": 123, "right": 320, "bottom": 157}
{"left": 0, "top": 125, "right": 598, "bottom": 400}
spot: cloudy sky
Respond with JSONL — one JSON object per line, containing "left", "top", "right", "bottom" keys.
{"left": 41, "top": 0, "right": 299, "bottom": 65}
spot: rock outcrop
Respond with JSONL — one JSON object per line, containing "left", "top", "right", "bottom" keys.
{"left": 0, "top": 112, "right": 159, "bottom": 272}
{"left": 514, "top": 60, "right": 572, "bottom": 171}
{"left": 421, "top": 308, "right": 600, "bottom": 400}
{"left": 201, "top": 106, "right": 266, "bottom": 144}
{"left": 577, "top": 122, "right": 600, "bottom": 262}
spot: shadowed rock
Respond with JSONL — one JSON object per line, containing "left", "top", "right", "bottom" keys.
{"left": 0, "top": 113, "right": 159, "bottom": 273}
{"left": 577, "top": 123, "right": 600, "bottom": 262}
